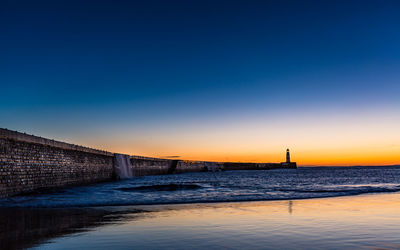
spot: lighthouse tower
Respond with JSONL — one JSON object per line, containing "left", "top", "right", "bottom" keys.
{"left": 281, "top": 148, "right": 296, "bottom": 168}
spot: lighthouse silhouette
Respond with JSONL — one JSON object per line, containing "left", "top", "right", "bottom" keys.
{"left": 280, "top": 148, "right": 296, "bottom": 168}
{"left": 286, "top": 148, "right": 291, "bottom": 163}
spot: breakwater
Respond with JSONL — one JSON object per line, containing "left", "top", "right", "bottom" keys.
{"left": 0, "top": 128, "right": 296, "bottom": 198}
{"left": 0, "top": 129, "right": 115, "bottom": 198}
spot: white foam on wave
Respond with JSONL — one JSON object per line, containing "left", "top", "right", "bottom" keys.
{"left": 114, "top": 154, "right": 133, "bottom": 179}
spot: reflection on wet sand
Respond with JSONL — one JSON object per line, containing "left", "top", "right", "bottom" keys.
{"left": 0, "top": 208, "right": 143, "bottom": 249}
{"left": 2, "top": 193, "right": 400, "bottom": 249}
{"left": 288, "top": 200, "right": 293, "bottom": 214}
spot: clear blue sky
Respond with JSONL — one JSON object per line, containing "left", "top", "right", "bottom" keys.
{"left": 2, "top": 0, "right": 400, "bottom": 164}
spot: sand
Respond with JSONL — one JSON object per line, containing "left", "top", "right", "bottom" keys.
{"left": 2, "top": 193, "right": 400, "bottom": 249}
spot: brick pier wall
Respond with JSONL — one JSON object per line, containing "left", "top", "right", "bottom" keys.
{"left": 0, "top": 129, "right": 115, "bottom": 198}
{"left": 0, "top": 128, "right": 296, "bottom": 198}
{"left": 130, "top": 156, "right": 172, "bottom": 176}
{"left": 129, "top": 157, "right": 213, "bottom": 176}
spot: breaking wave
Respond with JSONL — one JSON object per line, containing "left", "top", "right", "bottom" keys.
{"left": 118, "top": 184, "right": 202, "bottom": 192}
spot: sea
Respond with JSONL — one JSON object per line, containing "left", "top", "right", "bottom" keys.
{"left": 2, "top": 166, "right": 400, "bottom": 208}
{"left": 2, "top": 166, "right": 400, "bottom": 249}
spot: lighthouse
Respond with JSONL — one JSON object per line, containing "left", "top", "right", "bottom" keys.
{"left": 281, "top": 148, "right": 297, "bottom": 168}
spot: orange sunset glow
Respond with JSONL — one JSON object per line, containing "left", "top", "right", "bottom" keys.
{"left": 60, "top": 107, "right": 400, "bottom": 166}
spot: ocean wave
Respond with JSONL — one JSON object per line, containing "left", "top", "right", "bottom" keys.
{"left": 118, "top": 184, "right": 202, "bottom": 192}
{"left": 2, "top": 167, "right": 400, "bottom": 208}
{"left": 2, "top": 185, "right": 400, "bottom": 208}
{"left": 277, "top": 184, "right": 400, "bottom": 194}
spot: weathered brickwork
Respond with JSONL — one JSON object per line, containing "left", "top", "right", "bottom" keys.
{"left": 0, "top": 129, "right": 115, "bottom": 198}
{"left": 175, "top": 160, "right": 208, "bottom": 173}
{"left": 130, "top": 156, "right": 172, "bottom": 176}
{"left": 129, "top": 158, "right": 217, "bottom": 175}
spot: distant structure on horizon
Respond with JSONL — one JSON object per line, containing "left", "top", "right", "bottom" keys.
{"left": 286, "top": 148, "right": 291, "bottom": 163}
{"left": 281, "top": 148, "right": 296, "bottom": 168}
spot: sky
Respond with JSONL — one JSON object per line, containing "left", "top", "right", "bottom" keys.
{"left": 2, "top": 0, "right": 400, "bottom": 165}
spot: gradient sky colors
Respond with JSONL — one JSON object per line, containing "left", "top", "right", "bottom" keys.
{"left": 2, "top": 0, "right": 400, "bottom": 165}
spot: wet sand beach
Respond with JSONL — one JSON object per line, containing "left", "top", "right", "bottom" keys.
{"left": 2, "top": 192, "right": 400, "bottom": 250}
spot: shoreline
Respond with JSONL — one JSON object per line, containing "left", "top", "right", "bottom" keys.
{"left": 93, "top": 190, "right": 400, "bottom": 211}
{"left": 3, "top": 192, "right": 400, "bottom": 249}
{"left": 3, "top": 188, "right": 400, "bottom": 209}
